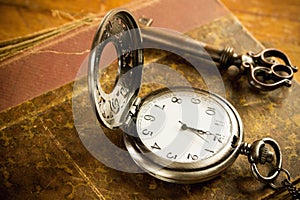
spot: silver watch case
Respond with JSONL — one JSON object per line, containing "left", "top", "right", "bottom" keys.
{"left": 88, "top": 8, "right": 244, "bottom": 183}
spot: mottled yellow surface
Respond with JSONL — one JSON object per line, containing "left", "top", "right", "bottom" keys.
{"left": 0, "top": 14, "right": 299, "bottom": 199}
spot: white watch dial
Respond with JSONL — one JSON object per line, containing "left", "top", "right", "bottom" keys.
{"left": 136, "top": 88, "right": 232, "bottom": 163}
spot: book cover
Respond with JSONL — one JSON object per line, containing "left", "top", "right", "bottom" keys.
{"left": 0, "top": 0, "right": 299, "bottom": 199}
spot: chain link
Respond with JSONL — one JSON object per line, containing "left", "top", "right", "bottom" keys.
{"left": 276, "top": 168, "right": 300, "bottom": 200}
{"left": 269, "top": 168, "right": 300, "bottom": 200}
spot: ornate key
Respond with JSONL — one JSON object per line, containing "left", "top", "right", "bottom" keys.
{"left": 140, "top": 27, "right": 298, "bottom": 91}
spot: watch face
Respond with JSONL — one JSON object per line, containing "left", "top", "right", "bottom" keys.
{"left": 135, "top": 88, "right": 235, "bottom": 164}
{"left": 124, "top": 87, "right": 243, "bottom": 183}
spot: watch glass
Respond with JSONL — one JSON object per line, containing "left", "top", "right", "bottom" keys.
{"left": 135, "top": 87, "right": 234, "bottom": 164}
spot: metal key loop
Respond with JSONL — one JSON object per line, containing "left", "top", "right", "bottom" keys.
{"left": 241, "top": 49, "right": 298, "bottom": 91}
{"left": 140, "top": 27, "right": 298, "bottom": 91}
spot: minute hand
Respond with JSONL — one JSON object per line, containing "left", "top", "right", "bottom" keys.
{"left": 179, "top": 121, "right": 209, "bottom": 143}
{"left": 179, "top": 121, "right": 222, "bottom": 143}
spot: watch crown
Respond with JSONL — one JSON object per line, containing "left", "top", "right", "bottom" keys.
{"left": 259, "top": 146, "right": 274, "bottom": 164}
{"left": 240, "top": 139, "right": 275, "bottom": 164}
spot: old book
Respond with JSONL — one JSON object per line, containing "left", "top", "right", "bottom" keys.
{"left": 0, "top": 0, "right": 299, "bottom": 199}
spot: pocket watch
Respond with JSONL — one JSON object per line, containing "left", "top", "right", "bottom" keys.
{"left": 87, "top": 8, "right": 299, "bottom": 198}
{"left": 123, "top": 86, "right": 243, "bottom": 183}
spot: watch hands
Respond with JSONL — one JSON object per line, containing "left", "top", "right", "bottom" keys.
{"left": 178, "top": 121, "right": 223, "bottom": 143}
{"left": 178, "top": 121, "right": 208, "bottom": 143}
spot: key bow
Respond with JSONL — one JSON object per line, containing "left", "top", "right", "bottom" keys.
{"left": 241, "top": 48, "right": 298, "bottom": 91}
